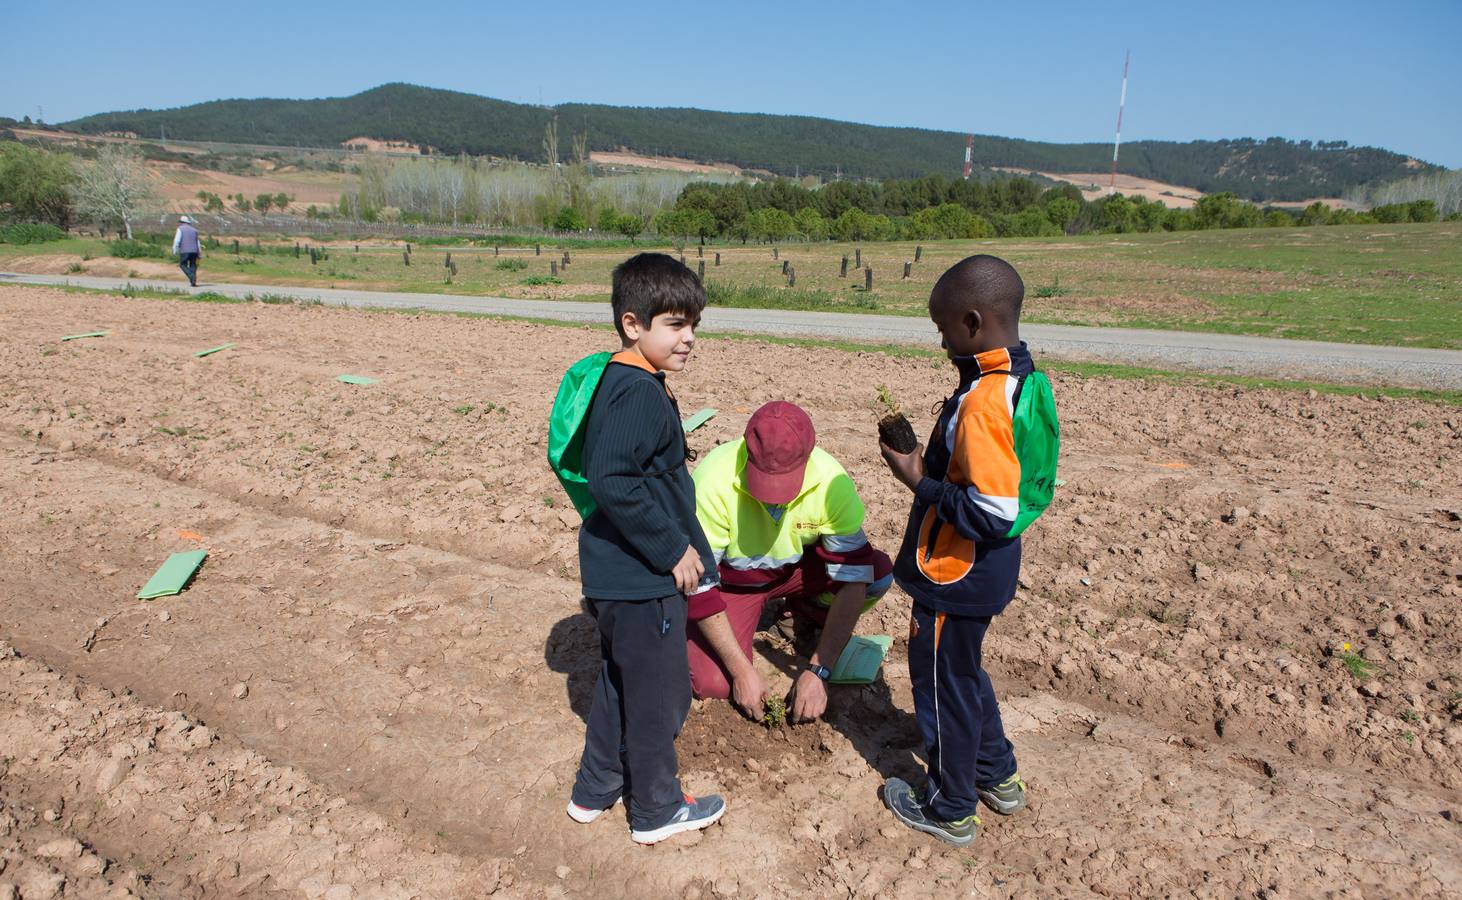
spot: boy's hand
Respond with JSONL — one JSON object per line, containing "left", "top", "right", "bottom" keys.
{"left": 880, "top": 440, "right": 926, "bottom": 492}
{"left": 671, "top": 544, "right": 704, "bottom": 595}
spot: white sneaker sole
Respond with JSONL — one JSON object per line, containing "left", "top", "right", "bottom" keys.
{"left": 630, "top": 802, "right": 726, "bottom": 844}
{"left": 567, "top": 796, "right": 621, "bottom": 824}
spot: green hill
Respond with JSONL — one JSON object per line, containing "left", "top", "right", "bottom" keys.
{"left": 62, "top": 83, "right": 1438, "bottom": 202}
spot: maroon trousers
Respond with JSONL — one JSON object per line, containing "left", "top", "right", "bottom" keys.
{"left": 687, "top": 550, "right": 892, "bottom": 699}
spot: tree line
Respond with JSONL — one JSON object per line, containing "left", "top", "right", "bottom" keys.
{"left": 55, "top": 84, "right": 1437, "bottom": 203}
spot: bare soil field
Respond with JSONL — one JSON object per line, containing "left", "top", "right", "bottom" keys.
{"left": 1, "top": 284, "right": 1459, "bottom": 898}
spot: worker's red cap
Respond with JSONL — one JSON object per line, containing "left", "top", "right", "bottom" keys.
{"left": 743, "top": 401, "right": 816, "bottom": 505}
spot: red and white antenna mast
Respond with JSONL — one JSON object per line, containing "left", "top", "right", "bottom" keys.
{"left": 1109, "top": 50, "right": 1130, "bottom": 191}
{"left": 963, "top": 134, "right": 973, "bottom": 180}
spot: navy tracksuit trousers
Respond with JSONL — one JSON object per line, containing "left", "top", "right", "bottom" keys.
{"left": 571, "top": 594, "right": 691, "bottom": 831}
{"left": 908, "top": 602, "right": 1017, "bottom": 821}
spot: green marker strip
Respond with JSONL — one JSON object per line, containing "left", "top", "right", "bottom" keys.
{"left": 336, "top": 375, "right": 378, "bottom": 385}
{"left": 137, "top": 549, "right": 208, "bottom": 600}
{"left": 193, "top": 342, "right": 236, "bottom": 358}
{"left": 682, "top": 407, "right": 717, "bottom": 433}
{"left": 60, "top": 331, "right": 108, "bottom": 341}
{"left": 829, "top": 635, "right": 892, "bottom": 684}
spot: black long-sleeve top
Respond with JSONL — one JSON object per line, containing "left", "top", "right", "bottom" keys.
{"left": 578, "top": 352, "right": 716, "bottom": 600}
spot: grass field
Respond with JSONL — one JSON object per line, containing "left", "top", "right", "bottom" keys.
{"left": 3, "top": 221, "right": 1459, "bottom": 348}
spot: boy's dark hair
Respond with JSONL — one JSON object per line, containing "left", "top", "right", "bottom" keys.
{"left": 611, "top": 253, "right": 706, "bottom": 338}
{"left": 931, "top": 254, "right": 1024, "bottom": 328}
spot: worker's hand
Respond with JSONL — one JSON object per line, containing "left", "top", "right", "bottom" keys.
{"left": 671, "top": 544, "right": 704, "bottom": 595}
{"left": 729, "top": 666, "right": 770, "bottom": 721}
{"left": 787, "top": 670, "right": 828, "bottom": 723}
{"left": 880, "top": 440, "right": 926, "bottom": 492}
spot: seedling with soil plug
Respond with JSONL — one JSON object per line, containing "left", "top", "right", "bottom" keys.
{"left": 763, "top": 695, "right": 787, "bottom": 728}
{"left": 876, "top": 384, "right": 917, "bottom": 454}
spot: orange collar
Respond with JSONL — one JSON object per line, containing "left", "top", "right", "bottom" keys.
{"left": 610, "top": 350, "right": 673, "bottom": 398}
{"left": 974, "top": 347, "right": 1012, "bottom": 374}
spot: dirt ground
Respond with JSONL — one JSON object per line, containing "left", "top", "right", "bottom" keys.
{"left": 0, "top": 284, "right": 1459, "bottom": 899}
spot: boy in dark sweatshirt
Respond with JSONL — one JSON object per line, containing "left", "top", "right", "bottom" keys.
{"left": 567, "top": 252, "right": 726, "bottom": 845}
{"left": 878, "top": 255, "right": 1035, "bottom": 847}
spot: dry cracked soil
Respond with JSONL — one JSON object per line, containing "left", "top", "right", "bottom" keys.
{"left": 0, "top": 284, "right": 1459, "bottom": 899}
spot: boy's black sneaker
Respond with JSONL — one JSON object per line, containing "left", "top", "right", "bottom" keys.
{"left": 630, "top": 793, "right": 726, "bottom": 845}
{"left": 883, "top": 777, "right": 978, "bottom": 847}
{"left": 977, "top": 773, "right": 1028, "bottom": 815}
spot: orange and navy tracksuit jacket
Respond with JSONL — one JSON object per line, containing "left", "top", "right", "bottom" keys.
{"left": 892, "top": 343, "right": 1032, "bottom": 617}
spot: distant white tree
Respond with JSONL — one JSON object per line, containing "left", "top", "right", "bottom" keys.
{"left": 70, "top": 144, "right": 157, "bottom": 239}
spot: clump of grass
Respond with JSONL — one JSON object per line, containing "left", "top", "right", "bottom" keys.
{"left": 495, "top": 258, "right": 528, "bottom": 271}
{"left": 762, "top": 695, "right": 787, "bottom": 728}
{"left": 521, "top": 275, "right": 563, "bottom": 286}
{"left": 1339, "top": 650, "right": 1376, "bottom": 680}
{"left": 1033, "top": 277, "right": 1068, "bottom": 298}
{"left": 452, "top": 404, "right": 475, "bottom": 415}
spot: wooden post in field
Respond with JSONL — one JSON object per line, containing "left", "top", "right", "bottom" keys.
{"left": 294, "top": 242, "right": 300, "bottom": 258}
{"left": 551, "top": 260, "right": 559, "bottom": 276}
{"left": 698, "top": 260, "right": 705, "bottom": 280}
{"left": 915, "top": 244, "right": 923, "bottom": 262}
{"left": 773, "top": 246, "right": 779, "bottom": 260}
{"left": 782, "top": 260, "right": 789, "bottom": 275}
{"left": 309, "top": 248, "right": 318, "bottom": 265}
{"left": 233, "top": 240, "right": 239, "bottom": 255}
{"left": 697, "top": 245, "right": 703, "bottom": 258}
{"left": 715, "top": 252, "right": 721, "bottom": 266}
{"left": 562, "top": 251, "right": 571, "bottom": 268}
{"left": 494, "top": 245, "right": 500, "bottom": 256}
{"left": 865, "top": 267, "right": 873, "bottom": 291}
{"left": 840, "top": 255, "right": 848, "bottom": 277}
{"left": 403, "top": 251, "right": 410, "bottom": 266}
{"left": 903, "top": 261, "right": 912, "bottom": 279}
{"left": 855, "top": 247, "right": 861, "bottom": 268}
{"left": 405, "top": 242, "right": 411, "bottom": 256}
{"left": 788, "top": 266, "right": 796, "bottom": 287}
{"left": 535, "top": 243, "right": 541, "bottom": 256}
{"left": 680, "top": 253, "right": 686, "bottom": 264}
{"left": 449, "top": 260, "right": 458, "bottom": 277}
{"left": 354, "top": 244, "right": 359, "bottom": 253}
{"left": 445, "top": 252, "right": 452, "bottom": 269}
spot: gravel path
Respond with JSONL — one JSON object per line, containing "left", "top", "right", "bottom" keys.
{"left": 7, "top": 271, "right": 1461, "bottom": 390}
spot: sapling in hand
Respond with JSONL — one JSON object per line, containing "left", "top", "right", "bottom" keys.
{"left": 876, "top": 385, "right": 918, "bottom": 454}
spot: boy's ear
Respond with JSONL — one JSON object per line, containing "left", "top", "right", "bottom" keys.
{"left": 965, "top": 309, "right": 982, "bottom": 337}
{"left": 620, "top": 311, "right": 642, "bottom": 340}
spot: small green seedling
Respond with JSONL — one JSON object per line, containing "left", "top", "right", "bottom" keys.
{"left": 1339, "top": 650, "right": 1375, "bottom": 680}
{"left": 762, "top": 695, "right": 787, "bottom": 728}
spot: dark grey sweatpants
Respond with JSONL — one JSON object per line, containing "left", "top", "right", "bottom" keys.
{"left": 570, "top": 594, "right": 691, "bottom": 831}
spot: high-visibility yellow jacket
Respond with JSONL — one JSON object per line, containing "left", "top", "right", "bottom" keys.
{"left": 689, "top": 438, "right": 875, "bottom": 619}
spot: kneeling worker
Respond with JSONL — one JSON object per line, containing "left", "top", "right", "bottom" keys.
{"left": 687, "top": 401, "right": 892, "bottom": 722}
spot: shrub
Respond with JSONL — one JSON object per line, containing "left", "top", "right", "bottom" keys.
{"left": 521, "top": 275, "right": 563, "bottom": 286}
{"left": 108, "top": 238, "right": 167, "bottom": 259}
{"left": 0, "top": 222, "right": 66, "bottom": 244}
{"left": 495, "top": 258, "right": 528, "bottom": 271}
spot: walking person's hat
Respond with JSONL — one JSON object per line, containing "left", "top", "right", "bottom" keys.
{"left": 743, "top": 401, "right": 816, "bottom": 504}
{"left": 179, "top": 215, "right": 196, "bottom": 225}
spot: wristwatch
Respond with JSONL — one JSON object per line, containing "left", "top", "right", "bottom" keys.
{"left": 804, "top": 663, "right": 831, "bottom": 681}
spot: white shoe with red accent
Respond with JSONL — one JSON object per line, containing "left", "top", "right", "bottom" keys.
{"left": 566, "top": 795, "right": 621, "bottom": 824}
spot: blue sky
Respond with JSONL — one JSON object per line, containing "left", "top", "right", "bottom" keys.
{"left": 5, "top": 0, "right": 1459, "bottom": 167}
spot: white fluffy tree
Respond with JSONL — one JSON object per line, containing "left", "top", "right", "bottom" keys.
{"left": 71, "top": 144, "right": 157, "bottom": 239}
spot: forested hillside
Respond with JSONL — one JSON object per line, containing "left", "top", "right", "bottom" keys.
{"left": 63, "top": 83, "right": 1437, "bottom": 202}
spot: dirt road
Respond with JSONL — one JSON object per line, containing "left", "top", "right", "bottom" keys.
{"left": 6, "top": 272, "right": 1462, "bottom": 390}
{"left": 1, "top": 284, "right": 1459, "bottom": 897}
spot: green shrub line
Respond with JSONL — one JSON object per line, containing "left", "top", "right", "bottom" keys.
{"left": 0, "top": 222, "right": 66, "bottom": 245}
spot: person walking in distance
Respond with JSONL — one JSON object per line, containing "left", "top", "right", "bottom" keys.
{"left": 172, "top": 215, "right": 202, "bottom": 287}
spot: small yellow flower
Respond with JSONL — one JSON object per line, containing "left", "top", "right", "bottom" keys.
{"left": 1342, "top": 642, "right": 1351, "bottom": 651}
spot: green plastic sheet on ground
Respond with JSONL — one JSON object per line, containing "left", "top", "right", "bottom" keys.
{"left": 193, "top": 343, "right": 235, "bottom": 358}
{"left": 136, "top": 549, "right": 208, "bottom": 600}
{"left": 336, "top": 375, "right": 378, "bottom": 385}
{"left": 60, "top": 331, "right": 108, "bottom": 341}
{"left": 829, "top": 634, "right": 892, "bottom": 684}
{"left": 682, "top": 407, "right": 717, "bottom": 433}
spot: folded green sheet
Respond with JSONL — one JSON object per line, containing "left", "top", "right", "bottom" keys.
{"left": 136, "top": 549, "right": 208, "bottom": 600}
